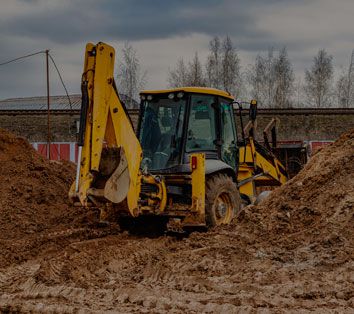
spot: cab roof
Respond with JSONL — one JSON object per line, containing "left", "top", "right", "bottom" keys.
{"left": 140, "top": 87, "right": 234, "bottom": 101}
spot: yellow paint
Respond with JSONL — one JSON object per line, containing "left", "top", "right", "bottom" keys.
{"left": 237, "top": 165, "right": 256, "bottom": 203}
{"left": 141, "top": 87, "right": 234, "bottom": 100}
{"left": 238, "top": 137, "right": 288, "bottom": 202}
{"left": 74, "top": 42, "right": 142, "bottom": 215}
{"left": 77, "top": 43, "right": 95, "bottom": 206}
{"left": 190, "top": 153, "right": 205, "bottom": 216}
{"left": 141, "top": 175, "right": 167, "bottom": 212}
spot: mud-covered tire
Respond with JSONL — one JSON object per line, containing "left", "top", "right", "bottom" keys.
{"left": 205, "top": 174, "right": 241, "bottom": 227}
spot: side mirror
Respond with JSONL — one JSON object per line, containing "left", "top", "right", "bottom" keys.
{"left": 249, "top": 99, "right": 257, "bottom": 121}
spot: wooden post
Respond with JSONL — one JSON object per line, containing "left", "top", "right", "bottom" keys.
{"left": 46, "top": 49, "right": 51, "bottom": 159}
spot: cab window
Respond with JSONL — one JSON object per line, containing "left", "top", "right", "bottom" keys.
{"left": 186, "top": 95, "right": 217, "bottom": 152}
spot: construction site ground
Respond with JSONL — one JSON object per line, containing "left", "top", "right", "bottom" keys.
{"left": 0, "top": 128, "right": 353, "bottom": 313}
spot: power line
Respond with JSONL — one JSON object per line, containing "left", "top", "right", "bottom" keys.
{"left": 0, "top": 49, "right": 73, "bottom": 110}
{"left": 0, "top": 48, "right": 74, "bottom": 161}
{"left": 0, "top": 50, "right": 46, "bottom": 67}
{"left": 48, "top": 53, "right": 73, "bottom": 110}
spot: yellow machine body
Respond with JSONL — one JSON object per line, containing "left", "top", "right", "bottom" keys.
{"left": 70, "top": 42, "right": 287, "bottom": 229}
{"left": 70, "top": 42, "right": 206, "bottom": 227}
{"left": 142, "top": 86, "right": 234, "bottom": 100}
{"left": 69, "top": 43, "right": 142, "bottom": 216}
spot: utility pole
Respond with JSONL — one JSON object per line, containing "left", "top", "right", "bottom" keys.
{"left": 0, "top": 49, "right": 53, "bottom": 157}
{"left": 46, "top": 49, "right": 51, "bottom": 159}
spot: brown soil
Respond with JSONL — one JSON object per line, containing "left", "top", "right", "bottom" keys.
{"left": 0, "top": 128, "right": 353, "bottom": 313}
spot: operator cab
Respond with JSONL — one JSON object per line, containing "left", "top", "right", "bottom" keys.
{"left": 138, "top": 87, "right": 239, "bottom": 175}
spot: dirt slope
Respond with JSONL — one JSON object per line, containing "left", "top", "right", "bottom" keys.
{"left": 0, "top": 129, "right": 113, "bottom": 269}
{"left": 0, "top": 128, "right": 353, "bottom": 313}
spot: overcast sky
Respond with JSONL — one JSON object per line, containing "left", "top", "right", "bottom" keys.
{"left": 0, "top": 0, "right": 353, "bottom": 99}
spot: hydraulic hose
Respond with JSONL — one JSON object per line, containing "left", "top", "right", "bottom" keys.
{"left": 75, "top": 80, "right": 89, "bottom": 192}
{"left": 78, "top": 80, "right": 89, "bottom": 146}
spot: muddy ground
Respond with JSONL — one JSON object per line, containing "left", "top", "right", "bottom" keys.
{"left": 0, "top": 128, "right": 353, "bottom": 313}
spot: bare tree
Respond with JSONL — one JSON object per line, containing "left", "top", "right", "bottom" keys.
{"left": 205, "top": 36, "right": 242, "bottom": 97}
{"left": 248, "top": 47, "right": 294, "bottom": 108}
{"left": 336, "top": 49, "right": 354, "bottom": 108}
{"left": 305, "top": 49, "right": 333, "bottom": 108}
{"left": 265, "top": 48, "right": 276, "bottom": 106}
{"left": 273, "top": 47, "right": 294, "bottom": 108}
{"left": 248, "top": 54, "right": 267, "bottom": 105}
{"left": 169, "top": 36, "right": 242, "bottom": 93}
{"left": 188, "top": 52, "right": 206, "bottom": 86}
{"left": 248, "top": 48, "right": 276, "bottom": 107}
{"left": 293, "top": 78, "right": 306, "bottom": 108}
{"left": 168, "top": 58, "right": 189, "bottom": 87}
{"left": 346, "top": 50, "right": 354, "bottom": 107}
{"left": 206, "top": 36, "right": 222, "bottom": 89}
{"left": 222, "top": 36, "right": 241, "bottom": 98}
{"left": 116, "top": 42, "right": 147, "bottom": 108}
{"left": 337, "top": 72, "right": 348, "bottom": 107}
{"left": 168, "top": 54, "right": 205, "bottom": 87}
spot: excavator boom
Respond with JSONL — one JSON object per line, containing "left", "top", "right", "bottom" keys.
{"left": 70, "top": 42, "right": 142, "bottom": 215}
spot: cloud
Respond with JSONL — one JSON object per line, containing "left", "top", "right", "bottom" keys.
{"left": 1, "top": 0, "right": 272, "bottom": 47}
{"left": 0, "top": 0, "right": 353, "bottom": 98}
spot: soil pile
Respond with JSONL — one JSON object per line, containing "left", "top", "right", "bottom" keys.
{"left": 0, "top": 129, "right": 75, "bottom": 236}
{"left": 237, "top": 128, "right": 354, "bottom": 245}
{"left": 0, "top": 129, "right": 110, "bottom": 269}
{"left": 0, "top": 128, "right": 353, "bottom": 313}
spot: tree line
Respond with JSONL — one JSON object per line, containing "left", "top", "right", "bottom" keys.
{"left": 117, "top": 39, "right": 354, "bottom": 108}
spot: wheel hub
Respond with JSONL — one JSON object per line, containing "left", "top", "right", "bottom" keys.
{"left": 216, "top": 200, "right": 227, "bottom": 219}
{"left": 215, "top": 193, "right": 232, "bottom": 223}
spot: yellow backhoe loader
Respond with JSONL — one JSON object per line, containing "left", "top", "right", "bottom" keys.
{"left": 69, "top": 42, "right": 287, "bottom": 230}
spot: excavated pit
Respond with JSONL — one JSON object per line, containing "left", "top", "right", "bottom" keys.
{"left": 0, "top": 127, "right": 353, "bottom": 313}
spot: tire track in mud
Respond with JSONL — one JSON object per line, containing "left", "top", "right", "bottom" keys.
{"left": 1, "top": 128, "right": 354, "bottom": 312}
{"left": 1, "top": 230, "right": 353, "bottom": 313}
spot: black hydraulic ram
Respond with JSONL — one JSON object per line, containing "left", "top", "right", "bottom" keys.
{"left": 75, "top": 80, "right": 89, "bottom": 192}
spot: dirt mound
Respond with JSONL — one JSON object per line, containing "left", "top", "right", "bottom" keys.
{"left": 0, "top": 129, "right": 75, "bottom": 235}
{"left": 0, "top": 128, "right": 353, "bottom": 312}
{"left": 0, "top": 129, "right": 110, "bottom": 268}
{"left": 261, "top": 129, "right": 353, "bottom": 235}
{"left": 236, "top": 129, "right": 354, "bottom": 247}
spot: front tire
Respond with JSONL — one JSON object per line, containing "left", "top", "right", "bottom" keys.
{"left": 205, "top": 174, "right": 241, "bottom": 227}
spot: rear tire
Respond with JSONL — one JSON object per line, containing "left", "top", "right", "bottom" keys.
{"left": 205, "top": 174, "right": 241, "bottom": 227}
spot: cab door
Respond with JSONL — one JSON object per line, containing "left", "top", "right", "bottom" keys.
{"left": 220, "top": 98, "right": 238, "bottom": 170}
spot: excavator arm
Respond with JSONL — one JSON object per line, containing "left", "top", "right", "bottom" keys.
{"left": 69, "top": 42, "right": 142, "bottom": 215}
